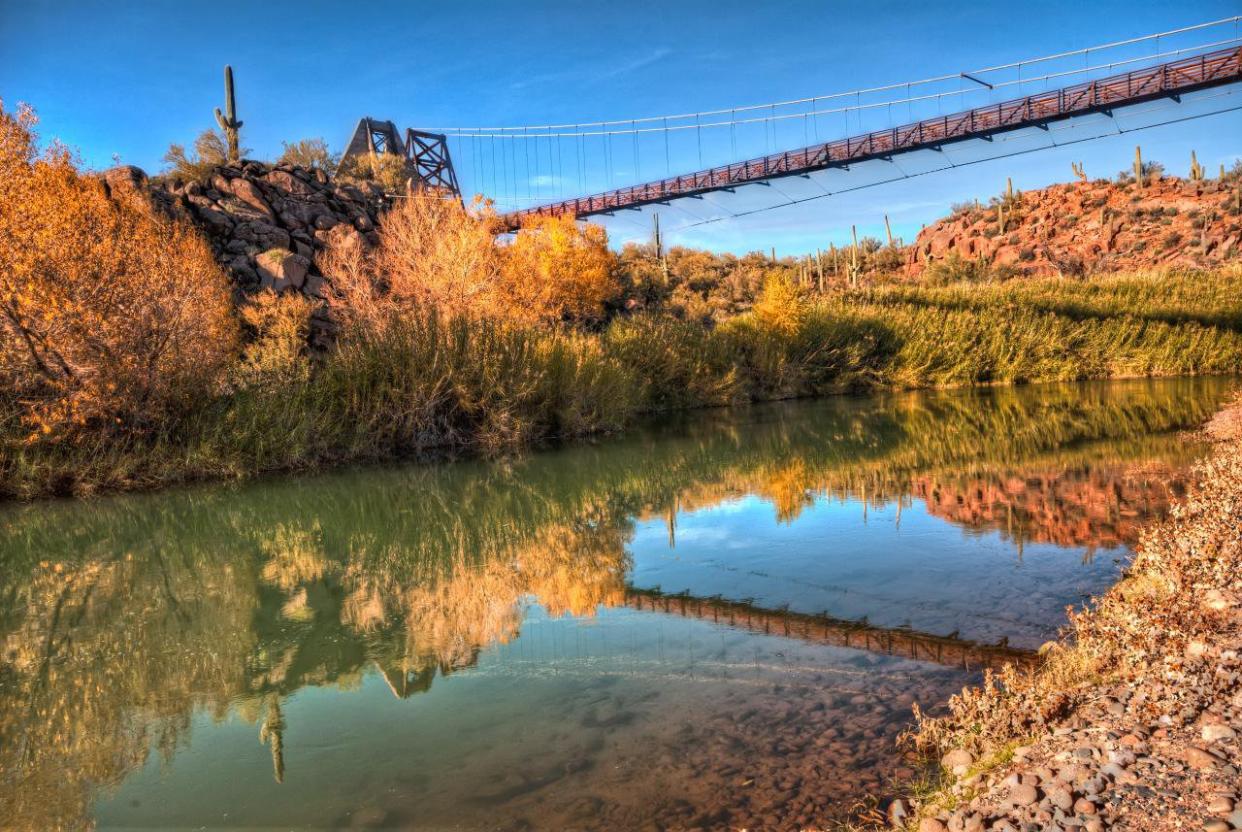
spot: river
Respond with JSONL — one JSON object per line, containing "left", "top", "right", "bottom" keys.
{"left": 0, "top": 377, "right": 1234, "bottom": 830}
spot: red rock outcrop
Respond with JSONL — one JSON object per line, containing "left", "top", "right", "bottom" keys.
{"left": 908, "top": 176, "right": 1242, "bottom": 277}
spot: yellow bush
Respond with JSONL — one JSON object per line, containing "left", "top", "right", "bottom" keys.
{"left": 233, "top": 291, "right": 315, "bottom": 390}
{"left": 503, "top": 214, "right": 619, "bottom": 325}
{"left": 752, "top": 272, "right": 808, "bottom": 336}
{"left": 0, "top": 101, "right": 238, "bottom": 438}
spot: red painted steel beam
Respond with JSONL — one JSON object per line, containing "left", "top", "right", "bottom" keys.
{"left": 500, "top": 46, "right": 1242, "bottom": 231}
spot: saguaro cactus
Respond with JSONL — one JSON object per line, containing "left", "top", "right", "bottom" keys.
{"left": 848, "top": 225, "right": 861, "bottom": 287}
{"left": 214, "top": 65, "right": 243, "bottom": 163}
{"left": 1071, "top": 161, "right": 1088, "bottom": 183}
{"left": 1133, "top": 146, "right": 1144, "bottom": 190}
{"left": 1189, "top": 150, "right": 1205, "bottom": 182}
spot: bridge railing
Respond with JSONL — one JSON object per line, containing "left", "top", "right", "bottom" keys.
{"left": 501, "top": 45, "right": 1242, "bottom": 230}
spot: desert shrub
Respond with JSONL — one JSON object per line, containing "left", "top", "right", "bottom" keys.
{"left": 923, "top": 252, "right": 991, "bottom": 285}
{"left": 949, "top": 201, "right": 976, "bottom": 217}
{"left": 233, "top": 292, "right": 316, "bottom": 390}
{"left": 277, "top": 138, "right": 338, "bottom": 174}
{"left": 752, "top": 272, "right": 808, "bottom": 336}
{"left": 320, "top": 194, "right": 503, "bottom": 330}
{"left": 162, "top": 129, "right": 243, "bottom": 183}
{"left": 337, "top": 151, "right": 410, "bottom": 192}
{"left": 322, "top": 197, "right": 619, "bottom": 330}
{"left": 503, "top": 214, "right": 619, "bottom": 325}
{"left": 0, "top": 102, "right": 238, "bottom": 439}
{"left": 871, "top": 245, "right": 906, "bottom": 273}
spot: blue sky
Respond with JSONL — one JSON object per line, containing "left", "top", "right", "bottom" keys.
{"left": 3, "top": 0, "right": 1241, "bottom": 252}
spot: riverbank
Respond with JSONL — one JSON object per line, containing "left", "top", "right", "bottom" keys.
{"left": 5, "top": 272, "right": 1242, "bottom": 501}
{"left": 895, "top": 398, "right": 1242, "bottom": 832}
{"left": 5, "top": 291, "right": 1242, "bottom": 501}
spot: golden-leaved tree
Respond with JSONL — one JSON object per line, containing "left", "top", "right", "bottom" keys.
{"left": 0, "top": 101, "right": 238, "bottom": 438}
{"left": 503, "top": 214, "right": 618, "bottom": 325}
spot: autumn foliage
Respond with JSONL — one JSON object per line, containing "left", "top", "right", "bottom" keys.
{"left": 503, "top": 214, "right": 617, "bottom": 325}
{"left": 0, "top": 102, "right": 238, "bottom": 438}
{"left": 319, "top": 195, "right": 617, "bottom": 333}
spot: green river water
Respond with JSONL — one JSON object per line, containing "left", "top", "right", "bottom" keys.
{"left": 0, "top": 377, "right": 1234, "bottom": 830}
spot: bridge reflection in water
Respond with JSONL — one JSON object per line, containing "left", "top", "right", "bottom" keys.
{"left": 0, "top": 378, "right": 1234, "bottom": 830}
{"left": 624, "top": 588, "right": 1035, "bottom": 672}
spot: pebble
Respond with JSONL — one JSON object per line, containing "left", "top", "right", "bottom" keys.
{"left": 942, "top": 748, "right": 974, "bottom": 776}
{"left": 1185, "top": 746, "right": 1223, "bottom": 770}
{"left": 919, "top": 819, "right": 948, "bottom": 832}
{"left": 887, "top": 799, "right": 910, "bottom": 826}
{"left": 1047, "top": 786, "right": 1074, "bottom": 811}
{"left": 1074, "top": 797, "right": 1098, "bottom": 816}
{"left": 1009, "top": 783, "right": 1040, "bottom": 807}
{"left": 1201, "top": 724, "right": 1237, "bottom": 742}
{"left": 1207, "top": 796, "right": 1234, "bottom": 813}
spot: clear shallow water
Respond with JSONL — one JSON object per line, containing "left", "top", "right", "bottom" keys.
{"left": 0, "top": 377, "right": 1234, "bottom": 830}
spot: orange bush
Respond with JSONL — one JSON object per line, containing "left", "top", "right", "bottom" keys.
{"left": 320, "top": 196, "right": 617, "bottom": 331}
{"left": 503, "top": 214, "right": 618, "bottom": 325}
{"left": 319, "top": 194, "right": 503, "bottom": 332}
{"left": 0, "top": 102, "right": 238, "bottom": 438}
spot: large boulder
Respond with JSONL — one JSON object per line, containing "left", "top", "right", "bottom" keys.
{"left": 255, "top": 248, "right": 311, "bottom": 292}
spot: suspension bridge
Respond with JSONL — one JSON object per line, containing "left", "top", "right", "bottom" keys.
{"left": 344, "top": 17, "right": 1242, "bottom": 238}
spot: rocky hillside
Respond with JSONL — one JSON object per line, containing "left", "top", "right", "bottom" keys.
{"left": 100, "top": 161, "right": 389, "bottom": 339}
{"left": 909, "top": 175, "right": 1242, "bottom": 277}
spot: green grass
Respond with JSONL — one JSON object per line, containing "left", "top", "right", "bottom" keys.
{"left": 4, "top": 270, "right": 1242, "bottom": 499}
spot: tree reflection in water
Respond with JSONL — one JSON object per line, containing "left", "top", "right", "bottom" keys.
{"left": 0, "top": 377, "right": 1232, "bottom": 830}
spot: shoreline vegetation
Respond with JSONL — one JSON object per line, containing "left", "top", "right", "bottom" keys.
{"left": 897, "top": 398, "right": 1242, "bottom": 831}
{"left": 4, "top": 104, "right": 1242, "bottom": 500}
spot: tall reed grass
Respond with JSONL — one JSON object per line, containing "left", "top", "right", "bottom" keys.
{"left": 4, "top": 270, "right": 1241, "bottom": 499}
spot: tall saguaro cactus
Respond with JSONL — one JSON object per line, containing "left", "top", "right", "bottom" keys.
{"left": 214, "top": 65, "right": 243, "bottom": 163}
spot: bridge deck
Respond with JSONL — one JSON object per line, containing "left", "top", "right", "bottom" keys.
{"left": 501, "top": 46, "right": 1242, "bottom": 230}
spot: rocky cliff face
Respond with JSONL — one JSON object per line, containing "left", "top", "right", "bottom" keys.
{"left": 909, "top": 176, "right": 1242, "bottom": 277}
{"left": 100, "top": 161, "right": 389, "bottom": 336}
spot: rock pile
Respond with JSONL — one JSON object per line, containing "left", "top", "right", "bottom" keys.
{"left": 100, "top": 161, "right": 390, "bottom": 342}
{"left": 909, "top": 176, "right": 1242, "bottom": 277}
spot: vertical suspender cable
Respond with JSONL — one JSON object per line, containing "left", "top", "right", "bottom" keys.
{"left": 523, "top": 128, "right": 531, "bottom": 203}
{"left": 664, "top": 117, "right": 671, "bottom": 175}
{"left": 554, "top": 133, "right": 563, "bottom": 201}
{"left": 490, "top": 133, "right": 499, "bottom": 206}
{"left": 632, "top": 119, "right": 640, "bottom": 183}
{"left": 696, "top": 113, "right": 703, "bottom": 167}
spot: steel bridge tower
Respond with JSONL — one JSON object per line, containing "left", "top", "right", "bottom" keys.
{"left": 342, "top": 117, "right": 461, "bottom": 199}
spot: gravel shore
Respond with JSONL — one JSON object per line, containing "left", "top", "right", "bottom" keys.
{"left": 897, "top": 402, "right": 1242, "bottom": 832}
